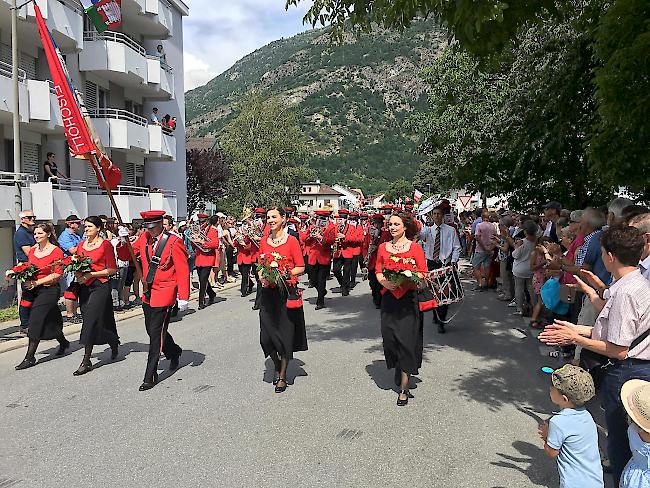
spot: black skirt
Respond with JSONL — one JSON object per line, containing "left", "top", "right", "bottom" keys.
{"left": 79, "top": 280, "right": 119, "bottom": 346}
{"left": 27, "top": 284, "right": 64, "bottom": 341}
{"left": 380, "top": 290, "right": 424, "bottom": 375}
{"left": 259, "top": 287, "right": 308, "bottom": 360}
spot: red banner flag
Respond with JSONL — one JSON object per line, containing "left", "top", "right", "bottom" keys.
{"left": 35, "top": 4, "right": 121, "bottom": 190}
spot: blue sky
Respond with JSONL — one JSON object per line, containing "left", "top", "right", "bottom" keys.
{"left": 184, "top": 0, "right": 312, "bottom": 90}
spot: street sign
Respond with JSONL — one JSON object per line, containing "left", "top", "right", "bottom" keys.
{"left": 458, "top": 195, "right": 472, "bottom": 208}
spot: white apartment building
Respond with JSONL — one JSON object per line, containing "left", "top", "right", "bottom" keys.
{"left": 297, "top": 181, "right": 342, "bottom": 213}
{"left": 0, "top": 0, "right": 188, "bottom": 283}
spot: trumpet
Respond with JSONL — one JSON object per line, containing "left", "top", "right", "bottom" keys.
{"left": 245, "top": 224, "right": 264, "bottom": 247}
{"left": 332, "top": 222, "right": 346, "bottom": 257}
{"left": 186, "top": 221, "right": 210, "bottom": 253}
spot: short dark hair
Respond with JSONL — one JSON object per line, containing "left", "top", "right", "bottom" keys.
{"left": 85, "top": 215, "right": 104, "bottom": 230}
{"left": 600, "top": 225, "right": 645, "bottom": 267}
{"left": 163, "top": 215, "right": 174, "bottom": 225}
{"left": 46, "top": 152, "right": 55, "bottom": 158}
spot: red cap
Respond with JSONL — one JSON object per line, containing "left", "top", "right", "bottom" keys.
{"left": 196, "top": 213, "right": 209, "bottom": 219}
{"left": 285, "top": 207, "right": 294, "bottom": 212}
{"left": 141, "top": 210, "right": 165, "bottom": 228}
{"left": 338, "top": 209, "right": 350, "bottom": 215}
{"left": 360, "top": 213, "right": 369, "bottom": 219}
{"left": 298, "top": 214, "right": 309, "bottom": 220}
{"left": 315, "top": 210, "right": 331, "bottom": 217}
{"left": 289, "top": 217, "right": 299, "bottom": 224}
{"left": 349, "top": 211, "right": 359, "bottom": 218}
{"left": 371, "top": 214, "right": 384, "bottom": 221}
{"left": 254, "top": 208, "right": 266, "bottom": 214}
{"left": 405, "top": 205, "right": 414, "bottom": 210}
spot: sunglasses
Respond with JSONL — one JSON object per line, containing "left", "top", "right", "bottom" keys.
{"left": 23, "top": 216, "right": 36, "bottom": 220}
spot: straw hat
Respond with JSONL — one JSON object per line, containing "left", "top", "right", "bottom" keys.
{"left": 621, "top": 379, "right": 650, "bottom": 434}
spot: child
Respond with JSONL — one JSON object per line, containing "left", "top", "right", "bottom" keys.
{"left": 620, "top": 379, "right": 650, "bottom": 488}
{"left": 538, "top": 364, "right": 604, "bottom": 488}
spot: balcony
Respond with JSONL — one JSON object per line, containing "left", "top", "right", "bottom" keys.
{"left": 0, "top": 62, "right": 29, "bottom": 125}
{"left": 122, "top": 0, "right": 173, "bottom": 39}
{"left": 149, "top": 189, "right": 177, "bottom": 216}
{"left": 145, "top": 56, "right": 175, "bottom": 99}
{"left": 25, "top": 0, "right": 84, "bottom": 51}
{"left": 79, "top": 31, "right": 148, "bottom": 88}
{"left": 0, "top": 173, "right": 35, "bottom": 221}
{"left": 89, "top": 108, "right": 149, "bottom": 154}
{"left": 27, "top": 80, "right": 64, "bottom": 132}
{"left": 30, "top": 179, "right": 89, "bottom": 222}
{"left": 147, "top": 124, "right": 176, "bottom": 160}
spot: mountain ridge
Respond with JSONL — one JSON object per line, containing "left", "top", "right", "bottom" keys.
{"left": 185, "top": 19, "right": 447, "bottom": 194}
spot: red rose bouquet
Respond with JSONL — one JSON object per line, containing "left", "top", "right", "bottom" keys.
{"left": 382, "top": 255, "right": 425, "bottom": 289}
{"left": 256, "top": 252, "right": 297, "bottom": 289}
{"left": 5, "top": 263, "right": 39, "bottom": 282}
{"left": 62, "top": 255, "right": 93, "bottom": 274}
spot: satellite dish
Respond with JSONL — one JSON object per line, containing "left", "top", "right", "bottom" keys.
{"left": 417, "top": 197, "right": 436, "bottom": 216}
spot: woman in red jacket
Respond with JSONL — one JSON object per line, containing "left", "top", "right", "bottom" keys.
{"left": 257, "top": 207, "right": 307, "bottom": 393}
{"left": 375, "top": 212, "right": 427, "bottom": 406}
{"left": 15, "top": 223, "right": 69, "bottom": 370}
{"left": 234, "top": 221, "right": 256, "bottom": 297}
{"left": 72, "top": 216, "right": 120, "bottom": 376}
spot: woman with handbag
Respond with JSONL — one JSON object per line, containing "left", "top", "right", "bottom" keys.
{"left": 257, "top": 207, "right": 306, "bottom": 394}
{"left": 375, "top": 212, "right": 427, "bottom": 406}
{"left": 72, "top": 216, "right": 120, "bottom": 376}
{"left": 539, "top": 225, "right": 650, "bottom": 486}
{"left": 15, "top": 223, "right": 69, "bottom": 370}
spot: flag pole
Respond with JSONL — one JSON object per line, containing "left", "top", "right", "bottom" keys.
{"left": 90, "top": 153, "right": 146, "bottom": 292}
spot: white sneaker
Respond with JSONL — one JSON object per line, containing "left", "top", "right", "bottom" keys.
{"left": 512, "top": 310, "right": 523, "bottom": 316}
{"left": 507, "top": 299, "right": 517, "bottom": 308}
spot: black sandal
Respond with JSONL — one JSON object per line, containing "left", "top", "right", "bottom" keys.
{"left": 275, "top": 377, "right": 287, "bottom": 393}
{"left": 397, "top": 390, "right": 409, "bottom": 406}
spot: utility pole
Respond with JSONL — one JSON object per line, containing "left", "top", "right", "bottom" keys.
{"left": 11, "top": 0, "right": 22, "bottom": 225}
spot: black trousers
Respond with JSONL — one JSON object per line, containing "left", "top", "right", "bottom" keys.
{"left": 254, "top": 263, "right": 262, "bottom": 308}
{"left": 350, "top": 255, "right": 360, "bottom": 285}
{"left": 305, "top": 257, "right": 314, "bottom": 286}
{"left": 369, "top": 270, "right": 382, "bottom": 307}
{"left": 196, "top": 266, "right": 216, "bottom": 305}
{"left": 427, "top": 259, "right": 448, "bottom": 324}
{"left": 238, "top": 263, "right": 254, "bottom": 295}
{"left": 143, "top": 303, "right": 181, "bottom": 383}
{"left": 313, "top": 262, "right": 330, "bottom": 306}
{"left": 226, "top": 245, "right": 235, "bottom": 275}
{"left": 332, "top": 257, "right": 352, "bottom": 292}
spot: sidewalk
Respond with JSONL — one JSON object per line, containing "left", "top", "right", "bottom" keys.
{"left": 0, "top": 279, "right": 241, "bottom": 355}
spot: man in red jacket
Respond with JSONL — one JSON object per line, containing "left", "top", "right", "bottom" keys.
{"left": 117, "top": 210, "right": 189, "bottom": 391}
{"left": 332, "top": 209, "right": 363, "bottom": 296}
{"left": 193, "top": 213, "right": 220, "bottom": 309}
{"left": 305, "top": 210, "right": 336, "bottom": 309}
{"left": 348, "top": 211, "right": 364, "bottom": 289}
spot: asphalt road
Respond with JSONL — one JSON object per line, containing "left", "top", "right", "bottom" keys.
{"left": 0, "top": 275, "right": 568, "bottom": 488}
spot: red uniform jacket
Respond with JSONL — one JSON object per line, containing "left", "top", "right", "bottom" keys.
{"left": 305, "top": 222, "right": 336, "bottom": 265}
{"left": 340, "top": 223, "right": 363, "bottom": 259}
{"left": 194, "top": 225, "right": 220, "bottom": 268}
{"left": 117, "top": 232, "right": 190, "bottom": 307}
{"left": 234, "top": 237, "right": 256, "bottom": 265}
{"left": 299, "top": 226, "right": 311, "bottom": 256}
{"left": 350, "top": 224, "right": 364, "bottom": 257}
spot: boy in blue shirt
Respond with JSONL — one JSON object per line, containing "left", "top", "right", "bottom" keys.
{"left": 538, "top": 364, "right": 604, "bottom": 488}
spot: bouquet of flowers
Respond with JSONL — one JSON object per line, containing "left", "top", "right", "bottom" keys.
{"left": 61, "top": 255, "right": 93, "bottom": 274}
{"left": 5, "top": 263, "right": 39, "bottom": 282}
{"left": 256, "top": 252, "right": 297, "bottom": 289}
{"left": 382, "top": 255, "right": 425, "bottom": 289}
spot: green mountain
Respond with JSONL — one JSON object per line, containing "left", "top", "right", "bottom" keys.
{"left": 185, "top": 20, "right": 447, "bottom": 195}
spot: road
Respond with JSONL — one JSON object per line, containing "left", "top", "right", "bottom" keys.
{"left": 0, "top": 275, "right": 567, "bottom": 488}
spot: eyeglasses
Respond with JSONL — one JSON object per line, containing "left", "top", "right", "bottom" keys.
{"left": 23, "top": 216, "right": 36, "bottom": 220}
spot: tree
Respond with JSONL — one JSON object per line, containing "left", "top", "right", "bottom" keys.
{"left": 384, "top": 178, "right": 413, "bottom": 203}
{"left": 221, "top": 91, "right": 314, "bottom": 210}
{"left": 285, "top": 0, "right": 557, "bottom": 56}
{"left": 186, "top": 146, "right": 230, "bottom": 215}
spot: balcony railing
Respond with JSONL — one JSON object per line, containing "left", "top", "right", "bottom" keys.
{"left": 89, "top": 108, "right": 148, "bottom": 127}
{"left": 88, "top": 184, "right": 150, "bottom": 196}
{"left": 83, "top": 30, "right": 147, "bottom": 57}
{"left": 49, "top": 177, "right": 87, "bottom": 192}
{"left": 0, "top": 60, "right": 26, "bottom": 82}
{"left": 146, "top": 54, "right": 174, "bottom": 74}
{"left": 56, "top": 0, "right": 83, "bottom": 14}
{"left": 46, "top": 80, "right": 57, "bottom": 94}
{"left": 0, "top": 172, "right": 36, "bottom": 185}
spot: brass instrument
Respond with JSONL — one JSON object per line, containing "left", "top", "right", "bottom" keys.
{"left": 332, "top": 222, "right": 346, "bottom": 257}
{"left": 245, "top": 224, "right": 264, "bottom": 247}
{"left": 309, "top": 218, "right": 326, "bottom": 243}
{"left": 187, "top": 221, "right": 210, "bottom": 253}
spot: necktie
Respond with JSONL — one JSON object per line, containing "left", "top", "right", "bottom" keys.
{"left": 433, "top": 226, "right": 441, "bottom": 261}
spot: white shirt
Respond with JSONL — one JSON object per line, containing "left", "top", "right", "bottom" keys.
{"left": 640, "top": 255, "right": 650, "bottom": 282}
{"left": 150, "top": 112, "right": 159, "bottom": 124}
{"left": 420, "top": 223, "right": 461, "bottom": 263}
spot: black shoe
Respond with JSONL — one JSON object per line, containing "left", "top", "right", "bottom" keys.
{"left": 342, "top": 290, "right": 349, "bottom": 297}
{"left": 139, "top": 374, "right": 158, "bottom": 391}
{"left": 110, "top": 341, "right": 120, "bottom": 360}
{"left": 397, "top": 390, "right": 409, "bottom": 406}
{"left": 208, "top": 295, "right": 215, "bottom": 306}
{"left": 15, "top": 357, "right": 36, "bottom": 370}
{"left": 375, "top": 303, "right": 381, "bottom": 309}
{"left": 438, "top": 324, "right": 446, "bottom": 334}
{"left": 56, "top": 338, "right": 70, "bottom": 356}
{"left": 198, "top": 302, "right": 206, "bottom": 310}
{"left": 73, "top": 361, "right": 93, "bottom": 376}
{"left": 252, "top": 305, "right": 260, "bottom": 311}
{"left": 315, "top": 303, "right": 324, "bottom": 310}
{"left": 275, "top": 377, "right": 287, "bottom": 393}
{"left": 170, "top": 350, "right": 181, "bottom": 370}
{"left": 350, "top": 282, "right": 357, "bottom": 289}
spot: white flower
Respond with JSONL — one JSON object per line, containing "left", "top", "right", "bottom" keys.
{"left": 402, "top": 270, "right": 413, "bottom": 278}
{"left": 5, "top": 270, "right": 13, "bottom": 277}
{"left": 270, "top": 261, "right": 279, "bottom": 268}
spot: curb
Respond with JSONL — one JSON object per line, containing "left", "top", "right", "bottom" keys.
{"left": 0, "top": 280, "right": 241, "bottom": 355}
